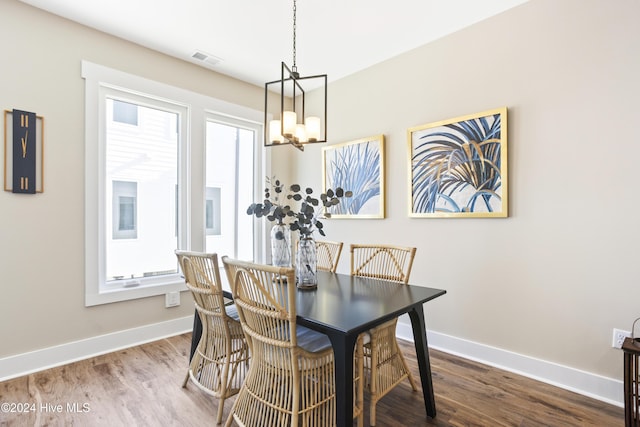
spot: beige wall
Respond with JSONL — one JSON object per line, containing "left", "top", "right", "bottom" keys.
{"left": 290, "top": 0, "right": 640, "bottom": 381}
{"left": 0, "top": 0, "right": 263, "bottom": 357}
{"left": 2, "top": 0, "right": 639, "bottom": 389}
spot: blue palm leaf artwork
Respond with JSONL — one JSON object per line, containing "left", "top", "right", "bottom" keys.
{"left": 323, "top": 135, "right": 384, "bottom": 218}
{"left": 410, "top": 108, "right": 508, "bottom": 217}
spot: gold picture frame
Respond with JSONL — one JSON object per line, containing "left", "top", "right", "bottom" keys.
{"left": 322, "top": 134, "right": 385, "bottom": 218}
{"left": 4, "top": 109, "right": 45, "bottom": 193}
{"left": 408, "top": 107, "right": 507, "bottom": 218}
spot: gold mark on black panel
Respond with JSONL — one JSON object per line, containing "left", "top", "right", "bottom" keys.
{"left": 21, "top": 131, "right": 28, "bottom": 158}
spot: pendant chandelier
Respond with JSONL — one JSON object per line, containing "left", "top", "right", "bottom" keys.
{"left": 264, "top": 0, "right": 327, "bottom": 151}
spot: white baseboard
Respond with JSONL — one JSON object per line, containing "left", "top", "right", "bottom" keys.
{"left": 396, "top": 322, "right": 624, "bottom": 408}
{"left": 0, "top": 316, "right": 193, "bottom": 382}
{"left": 1, "top": 316, "right": 624, "bottom": 409}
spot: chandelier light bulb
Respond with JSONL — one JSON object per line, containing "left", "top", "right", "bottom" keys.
{"left": 295, "top": 124, "right": 308, "bottom": 143}
{"left": 269, "top": 120, "right": 283, "bottom": 144}
{"left": 283, "top": 111, "right": 297, "bottom": 137}
{"left": 305, "top": 116, "right": 321, "bottom": 142}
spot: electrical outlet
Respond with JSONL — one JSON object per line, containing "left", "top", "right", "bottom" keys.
{"left": 165, "top": 291, "right": 180, "bottom": 308}
{"left": 612, "top": 328, "right": 631, "bottom": 349}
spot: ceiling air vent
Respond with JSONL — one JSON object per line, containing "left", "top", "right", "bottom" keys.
{"left": 191, "top": 50, "right": 222, "bottom": 67}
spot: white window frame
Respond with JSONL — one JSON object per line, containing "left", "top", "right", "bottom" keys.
{"left": 82, "top": 60, "right": 265, "bottom": 306}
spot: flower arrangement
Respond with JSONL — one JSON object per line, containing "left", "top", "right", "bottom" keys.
{"left": 247, "top": 177, "right": 352, "bottom": 238}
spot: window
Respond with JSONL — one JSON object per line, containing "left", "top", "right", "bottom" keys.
{"left": 205, "top": 187, "right": 221, "bottom": 236}
{"left": 105, "top": 96, "right": 180, "bottom": 282}
{"left": 205, "top": 117, "right": 256, "bottom": 260}
{"left": 112, "top": 180, "right": 137, "bottom": 239}
{"left": 82, "top": 61, "right": 265, "bottom": 306}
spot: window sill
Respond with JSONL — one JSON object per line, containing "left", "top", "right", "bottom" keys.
{"left": 85, "top": 275, "right": 187, "bottom": 306}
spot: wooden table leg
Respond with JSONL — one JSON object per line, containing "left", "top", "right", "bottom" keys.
{"left": 408, "top": 305, "right": 437, "bottom": 418}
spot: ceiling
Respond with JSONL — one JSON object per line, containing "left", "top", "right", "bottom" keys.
{"left": 19, "top": 0, "right": 528, "bottom": 87}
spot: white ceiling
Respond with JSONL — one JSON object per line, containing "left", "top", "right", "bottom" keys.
{"left": 19, "top": 0, "right": 528, "bottom": 87}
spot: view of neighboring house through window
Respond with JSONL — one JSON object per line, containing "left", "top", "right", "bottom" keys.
{"left": 112, "top": 180, "right": 137, "bottom": 239}
{"left": 205, "top": 118, "right": 256, "bottom": 261}
{"left": 112, "top": 99, "right": 138, "bottom": 125}
{"left": 205, "top": 187, "right": 221, "bottom": 236}
{"left": 106, "top": 97, "right": 179, "bottom": 281}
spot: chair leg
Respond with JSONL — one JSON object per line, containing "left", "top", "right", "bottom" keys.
{"left": 369, "top": 336, "right": 379, "bottom": 427}
{"left": 397, "top": 343, "right": 418, "bottom": 391}
{"left": 223, "top": 369, "right": 244, "bottom": 427}
{"left": 216, "top": 397, "right": 225, "bottom": 425}
{"left": 216, "top": 362, "right": 231, "bottom": 425}
{"left": 370, "top": 399, "right": 378, "bottom": 427}
{"left": 355, "top": 336, "right": 364, "bottom": 427}
{"left": 182, "top": 370, "right": 190, "bottom": 388}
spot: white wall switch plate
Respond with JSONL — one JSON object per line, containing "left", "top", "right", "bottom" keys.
{"left": 165, "top": 291, "right": 180, "bottom": 308}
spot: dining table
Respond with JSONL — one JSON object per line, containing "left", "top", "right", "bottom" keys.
{"left": 190, "top": 269, "right": 446, "bottom": 427}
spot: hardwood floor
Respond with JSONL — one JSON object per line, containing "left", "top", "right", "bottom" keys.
{"left": 0, "top": 334, "right": 624, "bottom": 426}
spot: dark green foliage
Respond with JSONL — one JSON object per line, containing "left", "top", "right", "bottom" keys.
{"left": 247, "top": 176, "right": 352, "bottom": 237}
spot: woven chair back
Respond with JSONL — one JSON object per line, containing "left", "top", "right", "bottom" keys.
{"left": 350, "top": 244, "right": 417, "bottom": 284}
{"left": 222, "top": 258, "right": 297, "bottom": 349}
{"left": 176, "top": 251, "right": 228, "bottom": 320}
{"left": 315, "top": 240, "right": 344, "bottom": 273}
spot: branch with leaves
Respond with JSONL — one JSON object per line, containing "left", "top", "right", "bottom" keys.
{"left": 247, "top": 177, "right": 352, "bottom": 238}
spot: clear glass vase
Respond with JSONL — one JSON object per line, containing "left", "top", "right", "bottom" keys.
{"left": 296, "top": 235, "right": 317, "bottom": 289}
{"left": 270, "top": 223, "right": 291, "bottom": 267}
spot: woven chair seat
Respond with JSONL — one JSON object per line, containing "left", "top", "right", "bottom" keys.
{"left": 296, "top": 324, "right": 333, "bottom": 353}
{"left": 224, "top": 303, "right": 240, "bottom": 321}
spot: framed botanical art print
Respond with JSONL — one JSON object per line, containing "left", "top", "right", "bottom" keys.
{"left": 408, "top": 107, "right": 507, "bottom": 218}
{"left": 322, "top": 134, "right": 385, "bottom": 218}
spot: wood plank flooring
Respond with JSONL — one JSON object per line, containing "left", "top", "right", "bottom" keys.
{"left": 0, "top": 333, "right": 624, "bottom": 426}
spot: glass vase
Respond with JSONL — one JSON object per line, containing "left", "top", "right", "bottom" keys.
{"left": 270, "top": 223, "right": 291, "bottom": 267}
{"left": 296, "top": 235, "right": 317, "bottom": 289}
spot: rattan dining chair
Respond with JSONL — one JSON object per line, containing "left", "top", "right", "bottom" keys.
{"left": 350, "top": 244, "right": 418, "bottom": 426}
{"left": 315, "top": 240, "right": 344, "bottom": 273}
{"left": 175, "top": 251, "right": 250, "bottom": 425}
{"left": 221, "top": 257, "right": 363, "bottom": 427}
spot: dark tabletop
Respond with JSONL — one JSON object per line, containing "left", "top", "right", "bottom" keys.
{"left": 295, "top": 271, "right": 446, "bottom": 335}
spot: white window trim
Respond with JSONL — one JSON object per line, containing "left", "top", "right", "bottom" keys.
{"left": 82, "top": 60, "right": 265, "bottom": 306}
